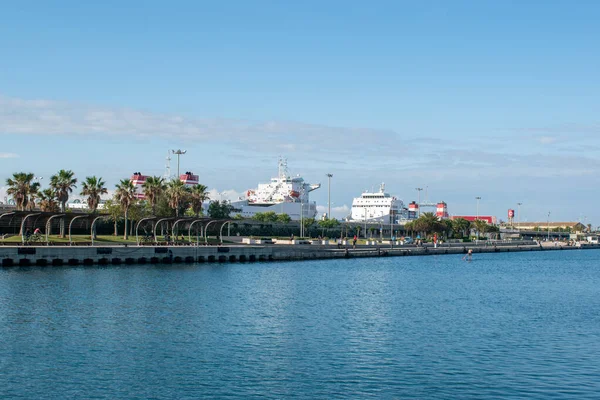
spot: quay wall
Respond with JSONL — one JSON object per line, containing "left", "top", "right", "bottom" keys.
{"left": 1, "top": 242, "right": 599, "bottom": 267}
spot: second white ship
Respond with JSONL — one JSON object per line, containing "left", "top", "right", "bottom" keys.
{"left": 231, "top": 159, "right": 320, "bottom": 220}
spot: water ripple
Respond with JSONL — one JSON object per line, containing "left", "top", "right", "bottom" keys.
{"left": 1, "top": 251, "right": 600, "bottom": 398}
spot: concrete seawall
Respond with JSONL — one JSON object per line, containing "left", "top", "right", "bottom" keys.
{"left": 1, "top": 242, "right": 598, "bottom": 267}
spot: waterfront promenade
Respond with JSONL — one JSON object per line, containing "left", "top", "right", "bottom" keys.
{"left": 1, "top": 240, "right": 598, "bottom": 267}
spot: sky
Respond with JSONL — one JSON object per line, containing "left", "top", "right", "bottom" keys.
{"left": 1, "top": 0, "right": 599, "bottom": 225}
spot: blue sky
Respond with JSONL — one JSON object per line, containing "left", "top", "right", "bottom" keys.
{"left": 1, "top": 1, "right": 599, "bottom": 224}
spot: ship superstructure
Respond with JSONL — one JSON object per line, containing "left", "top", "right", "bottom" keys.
{"left": 350, "top": 183, "right": 412, "bottom": 223}
{"left": 231, "top": 158, "right": 320, "bottom": 220}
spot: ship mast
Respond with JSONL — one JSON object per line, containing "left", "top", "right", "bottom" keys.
{"left": 164, "top": 151, "right": 172, "bottom": 180}
{"left": 278, "top": 157, "right": 289, "bottom": 180}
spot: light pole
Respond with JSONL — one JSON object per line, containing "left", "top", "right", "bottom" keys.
{"left": 475, "top": 196, "right": 481, "bottom": 240}
{"left": 171, "top": 149, "right": 187, "bottom": 177}
{"left": 364, "top": 207, "right": 367, "bottom": 239}
{"left": 416, "top": 188, "right": 423, "bottom": 217}
{"left": 517, "top": 202, "right": 522, "bottom": 229}
{"left": 547, "top": 211, "right": 551, "bottom": 241}
{"left": 326, "top": 173, "right": 333, "bottom": 220}
{"left": 300, "top": 186, "right": 305, "bottom": 238}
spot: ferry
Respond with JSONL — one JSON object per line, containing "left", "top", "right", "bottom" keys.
{"left": 230, "top": 159, "right": 320, "bottom": 220}
{"left": 350, "top": 183, "right": 414, "bottom": 223}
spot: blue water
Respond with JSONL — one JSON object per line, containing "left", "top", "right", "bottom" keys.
{"left": 2, "top": 250, "right": 600, "bottom": 399}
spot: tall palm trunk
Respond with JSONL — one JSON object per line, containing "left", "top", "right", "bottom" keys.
{"left": 123, "top": 209, "right": 129, "bottom": 240}
{"left": 60, "top": 202, "right": 66, "bottom": 237}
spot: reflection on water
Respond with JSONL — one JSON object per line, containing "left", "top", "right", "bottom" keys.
{"left": 2, "top": 250, "right": 600, "bottom": 399}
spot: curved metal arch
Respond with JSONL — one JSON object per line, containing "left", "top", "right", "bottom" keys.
{"left": 219, "top": 220, "right": 233, "bottom": 244}
{"left": 188, "top": 219, "right": 205, "bottom": 245}
{"left": 90, "top": 215, "right": 109, "bottom": 246}
{"left": 135, "top": 217, "right": 156, "bottom": 245}
{"left": 172, "top": 218, "right": 189, "bottom": 238}
{"left": 45, "top": 214, "right": 66, "bottom": 243}
{"left": 0, "top": 212, "right": 15, "bottom": 223}
{"left": 21, "top": 213, "right": 41, "bottom": 244}
{"left": 153, "top": 218, "right": 172, "bottom": 242}
{"left": 203, "top": 220, "right": 220, "bottom": 244}
{"left": 68, "top": 215, "right": 89, "bottom": 245}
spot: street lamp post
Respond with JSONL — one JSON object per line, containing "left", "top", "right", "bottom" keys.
{"left": 171, "top": 149, "right": 187, "bottom": 177}
{"left": 326, "top": 173, "right": 333, "bottom": 220}
{"left": 517, "top": 202, "right": 522, "bottom": 229}
{"left": 364, "top": 207, "right": 367, "bottom": 239}
{"left": 475, "top": 196, "right": 482, "bottom": 240}
{"left": 415, "top": 188, "right": 423, "bottom": 217}
{"left": 547, "top": 211, "right": 551, "bottom": 241}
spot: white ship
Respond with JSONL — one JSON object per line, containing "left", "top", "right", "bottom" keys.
{"left": 231, "top": 159, "right": 320, "bottom": 220}
{"left": 350, "top": 183, "right": 413, "bottom": 223}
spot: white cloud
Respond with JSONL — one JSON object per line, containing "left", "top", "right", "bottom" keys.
{"left": 537, "top": 136, "right": 558, "bottom": 144}
{"left": 317, "top": 204, "right": 351, "bottom": 219}
{"left": 0, "top": 153, "right": 18, "bottom": 159}
{"left": 0, "top": 94, "right": 402, "bottom": 163}
{"left": 207, "top": 188, "right": 246, "bottom": 202}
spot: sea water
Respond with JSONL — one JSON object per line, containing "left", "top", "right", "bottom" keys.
{"left": 1, "top": 250, "right": 600, "bottom": 399}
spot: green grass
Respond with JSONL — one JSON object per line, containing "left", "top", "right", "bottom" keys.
{"left": 0, "top": 234, "right": 230, "bottom": 245}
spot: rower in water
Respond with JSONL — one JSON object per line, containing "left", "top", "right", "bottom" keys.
{"left": 462, "top": 249, "right": 473, "bottom": 261}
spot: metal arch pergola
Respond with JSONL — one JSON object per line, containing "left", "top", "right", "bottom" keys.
{"left": 188, "top": 218, "right": 210, "bottom": 245}
{"left": 203, "top": 220, "right": 220, "bottom": 244}
{"left": 68, "top": 215, "right": 91, "bottom": 245}
{"left": 153, "top": 218, "right": 176, "bottom": 242}
{"left": 90, "top": 215, "right": 110, "bottom": 246}
{"left": 45, "top": 214, "right": 66, "bottom": 243}
{"left": 203, "top": 219, "right": 231, "bottom": 244}
{"left": 135, "top": 216, "right": 157, "bottom": 245}
{"left": 219, "top": 220, "right": 233, "bottom": 244}
{"left": 20, "top": 213, "right": 41, "bottom": 244}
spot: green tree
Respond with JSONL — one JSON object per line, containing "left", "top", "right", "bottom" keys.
{"left": 142, "top": 176, "right": 166, "bottom": 215}
{"left": 276, "top": 213, "right": 292, "bottom": 224}
{"left": 50, "top": 169, "right": 77, "bottom": 213}
{"left": 452, "top": 218, "right": 471, "bottom": 238}
{"left": 102, "top": 199, "right": 123, "bottom": 236}
{"left": 165, "top": 179, "right": 190, "bottom": 217}
{"left": 80, "top": 176, "right": 108, "bottom": 213}
{"left": 471, "top": 219, "right": 489, "bottom": 239}
{"left": 38, "top": 188, "right": 59, "bottom": 212}
{"left": 207, "top": 200, "right": 233, "bottom": 219}
{"left": 114, "top": 179, "right": 137, "bottom": 240}
{"left": 5, "top": 172, "right": 39, "bottom": 211}
{"left": 411, "top": 212, "right": 442, "bottom": 237}
{"left": 127, "top": 202, "right": 151, "bottom": 237}
{"left": 189, "top": 184, "right": 210, "bottom": 217}
{"left": 26, "top": 183, "right": 41, "bottom": 211}
{"left": 318, "top": 219, "right": 340, "bottom": 229}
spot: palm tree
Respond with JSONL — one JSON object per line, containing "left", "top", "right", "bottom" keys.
{"left": 49, "top": 170, "right": 77, "bottom": 212}
{"left": 49, "top": 170, "right": 77, "bottom": 237}
{"left": 26, "top": 183, "right": 41, "bottom": 211}
{"left": 142, "top": 176, "right": 166, "bottom": 214}
{"left": 452, "top": 218, "right": 471, "bottom": 238}
{"left": 472, "top": 219, "right": 489, "bottom": 239}
{"left": 189, "top": 184, "right": 210, "bottom": 217}
{"left": 80, "top": 176, "right": 108, "bottom": 213}
{"left": 165, "top": 179, "right": 190, "bottom": 217}
{"left": 38, "top": 189, "right": 59, "bottom": 212}
{"left": 5, "top": 172, "right": 38, "bottom": 211}
{"left": 114, "top": 179, "right": 137, "bottom": 240}
{"left": 413, "top": 212, "right": 441, "bottom": 237}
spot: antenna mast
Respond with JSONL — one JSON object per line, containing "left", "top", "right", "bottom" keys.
{"left": 164, "top": 151, "right": 172, "bottom": 180}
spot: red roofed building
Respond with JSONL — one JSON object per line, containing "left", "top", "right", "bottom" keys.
{"left": 451, "top": 215, "right": 497, "bottom": 224}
